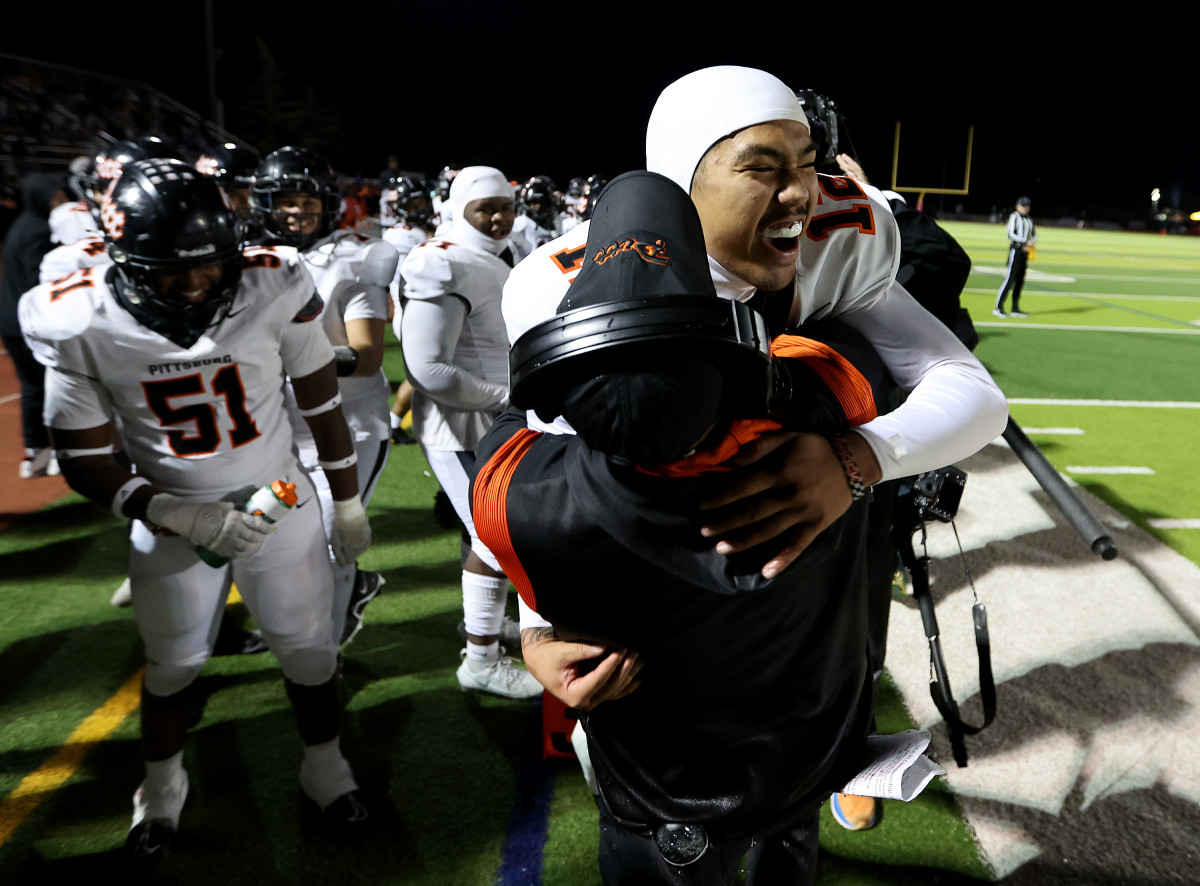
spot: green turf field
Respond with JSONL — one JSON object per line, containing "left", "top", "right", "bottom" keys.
{"left": 1, "top": 222, "right": 1197, "bottom": 884}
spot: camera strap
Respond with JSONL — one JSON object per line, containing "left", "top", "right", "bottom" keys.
{"left": 894, "top": 518, "right": 996, "bottom": 767}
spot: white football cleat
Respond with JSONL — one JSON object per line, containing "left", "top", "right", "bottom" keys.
{"left": 456, "top": 649, "right": 543, "bottom": 699}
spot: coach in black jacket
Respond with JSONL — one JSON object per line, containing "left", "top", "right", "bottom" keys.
{"left": 472, "top": 172, "right": 894, "bottom": 885}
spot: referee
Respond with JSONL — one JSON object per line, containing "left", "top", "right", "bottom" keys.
{"left": 994, "top": 196, "right": 1037, "bottom": 318}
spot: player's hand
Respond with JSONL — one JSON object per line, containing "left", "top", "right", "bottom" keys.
{"left": 331, "top": 497, "right": 371, "bottom": 565}
{"left": 699, "top": 431, "right": 865, "bottom": 579}
{"left": 835, "top": 153, "right": 868, "bottom": 184}
{"left": 521, "top": 627, "right": 643, "bottom": 712}
{"left": 146, "top": 494, "right": 274, "bottom": 560}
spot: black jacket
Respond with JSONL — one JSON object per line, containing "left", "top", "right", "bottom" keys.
{"left": 472, "top": 321, "right": 893, "bottom": 840}
{"left": 0, "top": 172, "right": 63, "bottom": 337}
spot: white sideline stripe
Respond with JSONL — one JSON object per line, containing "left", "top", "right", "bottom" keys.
{"left": 1023, "top": 427, "right": 1085, "bottom": 435}
{"left": 1066, "top": 466, "right": 1155, "bottom": 475}
{"left": 1008, "top": 399, "right": 1200, "bottom": 408}
{"left": 1148, "top": 519, "right": 1200, "bottom": 530}
{"left": 974, "top": 265, "right": 1076, "bottom": 283}
{"left": 973, "top": 270, "right": 1200, "bottom": 285}
{"left": 977, "top": 321, "right": 1200, "bottom": 334}
{"left": 964, "top": 287, "right": 1200, "bottom": 304}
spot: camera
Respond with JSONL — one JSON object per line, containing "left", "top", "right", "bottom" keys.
{"left": 910, "top": 466, "right": 966, "bottom": 523}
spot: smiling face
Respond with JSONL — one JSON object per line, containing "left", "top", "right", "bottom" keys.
{"left": 689, "top": 119, "right": 818, "bottom": 291}
{"left": 272, "top": 190, "right": 325, "bottom": 238}
{"left": 150, "top": 262, "right": 224, "bottom": 306}
{"left": 464, "top": 196, "right": 515, "bottom": 240}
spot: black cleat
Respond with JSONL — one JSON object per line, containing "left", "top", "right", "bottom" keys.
{"left": 390, "top": 425, "right": 417, "bottom": 445}
{"left": 304, "top": 789, "right": 371, "bottom": 841}
{"left": 212, "top": 616, "right": 269, "bottom": 657}
{"left": 125, "top": 818, "right": 176, "bottom": 864}
{"left": 341, "top": 571, "right": 385, "bottom": 645}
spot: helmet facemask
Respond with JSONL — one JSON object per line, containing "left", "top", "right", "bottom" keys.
{"left": 252, "top": 147, "right": 341, "bottom": 250}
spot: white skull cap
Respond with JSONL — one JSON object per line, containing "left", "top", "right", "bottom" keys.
{"left": 447, "top": 166, "right": 511, "bottom": 222}
{"left": 645, "top": 66, "right": 810, "bottom": 193}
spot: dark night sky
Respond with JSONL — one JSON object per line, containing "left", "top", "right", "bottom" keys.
{"left": 5, "top": 5, "right": 1196, "bottom": 221}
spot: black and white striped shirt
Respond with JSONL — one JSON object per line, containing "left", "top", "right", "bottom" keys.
{"left": 1006, "top": 211, "right": 1036, "bottom": 247}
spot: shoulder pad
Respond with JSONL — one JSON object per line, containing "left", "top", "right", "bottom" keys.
{"left": 293, "top": 290, "right": 324, "bottom": 323}
{"left": 19, "top": 269, "right": 100, "bottom": 344}
{"left": 357, "top": 239, "right": 399, "bottom": 288}
{"left": 401, "top": 240, "right": 456, "bottom": 298}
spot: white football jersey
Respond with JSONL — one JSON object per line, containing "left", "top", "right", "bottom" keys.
{"left": 39, "top": 234, "right": 110, "bottom": 286}
{"left": 49, "top": 200, "right": 98, "bottom": 245}
{"left": 382, "top": 223, "right": 430, "bottom": 332}
{"left": 400, "top": 236, "right": 511, "bottom": 450}
{"left": 294, "top": 231, "right": 396, "bottom": 407}
{"left": 504, "top": 174, "right": 899, "bottom": 346}
{"left": 22, "top": 252, "right": 334, "bottom": 498}
{"left": 501, "top": 174, "right": 901, "bottom": 435}
{"left": 502, "top": 174, "right": 1006, "bottom": 481}
{"left": 510, "top": 214, "right": 557, "bottom": 264}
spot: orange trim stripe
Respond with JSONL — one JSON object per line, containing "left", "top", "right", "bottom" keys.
{"left": 472, "top": 429, "right": 543, "bottom": 612}
{"left": 770, "top": 336, "right": 878, "bottom": 426}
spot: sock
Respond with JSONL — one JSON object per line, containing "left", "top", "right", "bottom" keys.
{"left": 135, "top": 750, "right": 188, "bottom": 827}
{"left": 466, "top": 639, "right": 500, "bottom": 664}
{"left": 300, "top": 737, "right": 358, "bottom": 810}
{"left": 390, "top": 411, "right": 402, "bottom": 429}
{"left": 145, "top": 749, "right": 186, "bottom": 788}
{"left": 461, "top": 570, "right": 507, "bottom": 640}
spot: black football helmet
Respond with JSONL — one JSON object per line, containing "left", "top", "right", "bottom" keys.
{"left": 251, "top": 146, "right": 341, "bottom": 249}
{"left": 435, "top": 164, "right": 461, "bottom": 201}
{"left": 519, "top": 176, "right": 560, "bottom": 230}
{"left": 579, "top": 174, "right": 608, "bottom": 221}
{"left": 83, "top": 137, "right": 174, "bottom": 214}
{"left": 195, "top": 142, "right": 259, "bottom": 189}
{"left": 384, "top": 175, "right": 434, "bottom": 229}
{"left": 103, "top": 159, "right": 244, "bottom": 345}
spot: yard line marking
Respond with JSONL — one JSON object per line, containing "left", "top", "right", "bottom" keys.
{"left": 977, "top": 322, "right": 1200, "bottom": 335}
{"left": 1023, "top": 427, "right": 1085, "bottom": 435}
{"left": 1008, "top": 399, "right": 1200, "bottom": 408}
{"left": 964, "top": 287, "right": 1200, "bottom": 304}
{"left": 1148, "top": 519, "right": 1200, "bottom": 530}
{"left": 974, "top": 266, "right": 1077, "bottom": 283}
{"left": 1066, "top": 466, "right": 1155, "bottom": 475}
{"left": 0, "top": 668, "right": 143, "bottom": 847}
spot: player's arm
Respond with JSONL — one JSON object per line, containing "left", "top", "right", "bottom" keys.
{"left": 51, "top": 422, "right": 155, "bottom": 517}
{"left": 51, "top": 420, "right": 275, "bottom": 560}
{"left": 400, "top": 295, "right": 509, "bottom": 410}
{"left": 333, "top": 240, "right": 396, "bottom": 378}
{"left": 337, "top": 317, "right": 386, "bottom": 377}
{"left": 521, "top": 624, "right": 642, "bottom": 713}
{"left": 291, "top": 359, "right": 371, "bottom": 565}
{"left": 703, "top": 282, "right": 1007, "bottom": 577}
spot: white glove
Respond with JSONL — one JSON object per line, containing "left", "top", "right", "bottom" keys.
{"left": 330, "top": 497, "right": 371, "bottom": 566}
{"left": 146, "top": 493, "right": 275, "bottom": 560}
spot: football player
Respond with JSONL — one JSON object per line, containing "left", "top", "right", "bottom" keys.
{"left": 48, "top": 156, "right": 99, "bottom": 247}
{"left": 194, "top": 141, "right": 259, "bottom": 230}
{"left": 381, "top": 175, "right": 436, "bottom": 445}
{"left": 502, "top": 69, "right": 1008, "bottom": 871}
{"left": 252, "top": 146, "right": 398, "bottom": 644}
{"left": 19, "top": 160, "right": 373, "bottom": 860}
{"left": 399, "top": 166, "right": 541, "bottom": 699}
{"left": 39, "top": 138, "right": 172, "bottom": 285}
{"left": 431, "top": 163, "right": 461, "bottom": 235}
{"left": 510, "top": 176, "right": 560, "bottom": 260}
